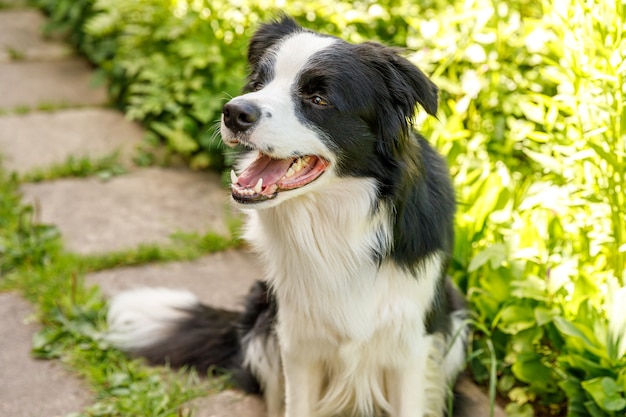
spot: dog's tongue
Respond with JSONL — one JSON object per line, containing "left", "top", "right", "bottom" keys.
{"left": 237, "top": 154, "right": 293, "bottom": 188}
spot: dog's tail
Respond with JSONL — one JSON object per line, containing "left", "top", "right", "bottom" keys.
{"left": 106, "top": 281, "right": 278, "bottom": 396}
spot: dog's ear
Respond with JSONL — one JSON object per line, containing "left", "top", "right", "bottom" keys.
{"left": 248, "top": 16, "right": 302, "bottom": 68}
{"left": 356, "top": 42, "right": 438, "bottom": 160}
{"left": 358, "top": 42, "right": 438, "bottom": 119}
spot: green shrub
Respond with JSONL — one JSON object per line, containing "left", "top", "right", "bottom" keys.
{"left": 410, "top": 0, "right": 625, "bottom": 415}
{"left": 32, "top": 0, "right": 625, "bottom": 415}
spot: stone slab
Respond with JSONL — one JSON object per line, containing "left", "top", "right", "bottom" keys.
{"left": 455, "top": 375, "right": 507, "bottom": 417}
{"left": 0, "top": 108, "right": 144, "bottom": 174}
{"left": 86, "top": 250, "right": 262, "bottom": 311}
{"left": 185, "top": 377, "right": 503, "bottom": 417}
{"left": 0, "top": 292, "right": 92, "bottom": 417}
{"left": 0, "top": 10, "right": 73, "bottom": 62}
{"left": 189, "top": 390, "right": 265, "bottom": 417}
{"left": 20, "top": 168, "right": 232, "bottom": 254}
{"left": 0, "top": 58, "right": 107, "bottom": 109}
{"left": 188, "top": 377, "right": 502, "bottom": 417}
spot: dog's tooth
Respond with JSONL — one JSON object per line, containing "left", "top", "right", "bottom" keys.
{"left": 254, "top": 178, "right": 263, "bottom": 194}
{"left": 294, "top": 158, "right": 304, "bottom": 172}
{"left": 230, "top": 169, "right": 238, "bottom": 184}
{"left": 266, "top": 183, "right": 278, "bottom": 194}
{"left": 286, "top": 167, "right": 295, "bottom": 177}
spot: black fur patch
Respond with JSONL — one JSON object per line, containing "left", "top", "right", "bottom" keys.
{"left": 135, "top": 304, "right": 242, "bottom": 373}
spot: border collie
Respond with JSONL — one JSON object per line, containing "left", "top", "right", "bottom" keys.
{"left": 107, "top": 16, "right": 468, "bottom": 417}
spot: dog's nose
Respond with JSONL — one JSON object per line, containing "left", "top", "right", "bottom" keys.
{"left": 222, "top": 100, "right": 261, "bottom": 133}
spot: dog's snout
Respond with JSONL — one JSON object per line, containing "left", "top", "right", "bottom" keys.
{"left": 222, "top": 100, "right": 261, "bottom": 133}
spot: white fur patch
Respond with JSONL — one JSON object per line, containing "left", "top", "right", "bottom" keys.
{"left": 106, "top": 287, "right": 199, "bottom": 351}
{"left": 444, "top": 310, "right": 470, "bottom": 383}
{"left": 242, "top": 331, "right": 284, "bottom": 417}
{"left": 273, "top": 32, "right": 337, "bottom": 82}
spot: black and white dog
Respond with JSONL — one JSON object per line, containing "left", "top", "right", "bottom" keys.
{"left": 107, "top": 16, "right": 468, "bottom": 417}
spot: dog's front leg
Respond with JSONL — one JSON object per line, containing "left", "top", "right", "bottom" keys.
{"left": 385, "top": 344, "right": 430, "bottom": 417}
{"left": 282, "top": 350, "right": 323, "bottom": 417}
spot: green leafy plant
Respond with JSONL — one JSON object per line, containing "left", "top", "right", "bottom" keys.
{"left": 409, "top": 0, "right": 625, "bottom": 415}
{"left": 0, "top": 168, "right": 61, "bottom": 275}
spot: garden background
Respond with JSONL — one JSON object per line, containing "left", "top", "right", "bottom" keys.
{"left": 2, "top": 0, "right": 625, "bottom": 416}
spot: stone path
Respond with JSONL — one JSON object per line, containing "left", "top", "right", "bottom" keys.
{"left": 0, "top": 5, "right": 504, "bottom": 417}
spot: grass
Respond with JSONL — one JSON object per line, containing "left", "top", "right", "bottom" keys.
{"left": 0, "top": 158, "right": 244, "bottom": 416}
{"left": 0, "top": 102, "right": 97, "bottom": 116}
{"left": 20, "top": 152, "right": 127, "bottom": 182}
{"left": 6, "top": 46, "right": 26, "bottom": 60}
{"left": 15, "top": 138, "right": 178, "bottom": 182}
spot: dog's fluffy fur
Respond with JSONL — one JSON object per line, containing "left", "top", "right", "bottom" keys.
{"left": 107, "top": 17, "right": 468, "bottom": 417}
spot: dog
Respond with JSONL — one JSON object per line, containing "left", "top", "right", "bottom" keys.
{"left": 107, "top": 16, "right": 468, "bottom": 417}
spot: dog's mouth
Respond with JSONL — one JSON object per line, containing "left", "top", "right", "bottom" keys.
{"left": 231, "top": 152, "right": 330, "bottom": 204}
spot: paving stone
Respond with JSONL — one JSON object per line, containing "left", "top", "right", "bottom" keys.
{"left": 86, "top": 250, "right": 262, "bottom": 311}
{"left": 185, "top": 377, "right": 503, "bottom": 417}
{"left": 455, "top": 375, "right": 507, "bottom": 417}
{"left": 0, "top": 10, "right": 73, "bottom": 62}
{"left": 20, "top": 168, "right": 232, "bottom": 254}
{"left": 188, "top": 390, "right": 266, "bottom": 417}
{"left": 0, "top": 108, "right": 144, "bottom": 174}
{"left": 0, "top": 58, "right": 107, "bottom": 109}
{"left": 0, "top": 292, "right": 92, "bottom": 417}
{"left": 186, "top": 375, "right": 502, "bottom": 417}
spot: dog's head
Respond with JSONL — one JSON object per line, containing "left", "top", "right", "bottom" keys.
{"left": 221, "top": 16, "right": 438, "bottom": 207}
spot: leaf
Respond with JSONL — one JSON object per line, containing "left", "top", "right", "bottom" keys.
{"left": 518, "top": 97, "right": 547, "bottom": 125}
{"left": 468, "top": 243, "right": 507, "bottom": 272}
{"left": 553, "top": 316, "right": 606, "bottom": 359}
{"left": 505, "top": 402, "right": 534, "bottom": 417}
{"left": 465, "top": 173, "right": 507, "bottom": 233}
{"left": 559, "top": 377, "right": 584, "bottom": 399}
{"left": 511, "top": 352, "right": 555, "bottom": 392}
{"left": 584, "top": 400, "right": 610, "bottom": 417}
{"left": 511, "top": 275, "right": 548, "bottom": 301}
{"left": 31, "top": 328, "right": 64, "bottom": 359}
{"left": 582, "top": 377, "right": 626, "bottom": 412}
{"left": 190, "top": 153, "right": 211, "bottom": 170}
{"left": 150, "top": 122, "right": 198, "bottom": 154}
{"left": 588, "top": 142, "right": 624, "bottom": 171}
{"left": 190, "top": 91, "right": 223, "bottom": 123}
{"left": 495, "top": 305, "right": 536, "bottom": 334}
{"left": 510, "top": 327, "right": 544, "bottom": 353}
{"left": 559, "top": 353, "right": 611, "bottom": 376}
{"left": 534, "top": 306, "right": 557, "bottom": 325}
{"left": 522, "top": 148, "right": 562, "bottom": 173}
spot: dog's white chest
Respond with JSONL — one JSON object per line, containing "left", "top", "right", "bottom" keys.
{"left": 275, "top": 259, "right": 442, "bottom": 416}
{"left": 244, "top": 180, "right": 449, "bottom": 416}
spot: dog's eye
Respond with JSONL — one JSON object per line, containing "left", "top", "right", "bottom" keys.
{"left": 309, "top": 95, "right": 329, "bottom": 107}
